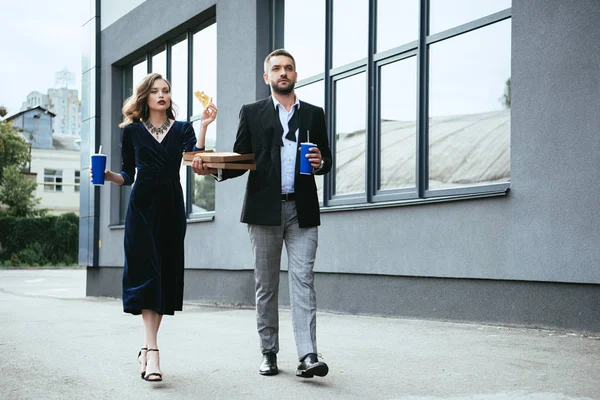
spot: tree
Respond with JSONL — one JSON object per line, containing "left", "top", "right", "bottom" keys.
{"left": 0, "top": 120, "right": 30, "bottom": 185}
{"left": 501, "top": 78, "right": 511, "bottom": 109}
{"left": 0, "top": 166, "right": 41, "bottom": 217}
{"left": 0, "top": 119, "right": 42, "bottom": 217}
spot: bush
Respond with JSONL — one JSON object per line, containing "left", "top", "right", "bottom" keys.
{"left": 16, "top": 242, "right": 48, "bottom": 266}
{"left": 0, "top": 213, "right": 78, "bottom": 266}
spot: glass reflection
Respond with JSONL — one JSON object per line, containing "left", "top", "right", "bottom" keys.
{"left": 377, "top": 0, "right": 419, "bottom": 53}
{"left": 428, "top": 20, "right": 511, "bottom": 189}
{"left": 190, "top": 119, "right": 216, "bottom": 213}
{"left": 295, "top": 80, "right": 324, "bottom": 110}
{"left": 295, "top": 80, "right": 325, "bottom": 202}
{"left": 379, "top": 57, "right": 417, "bottom": 190}
{"left": 335, "top": 72, "right": 366, "bottom": 195}
{"left": 430, "top": 0, "right": 511, "bottom": 35}
{"left": 333, "top": 0, "right": 368, "bottom": 69}
{"left": 284, "top": 0, "right": 325, "bottom": 79}
{"left": 171, "top": 38, "right": 188, "bottom": 121}
{"left": 132, "top": 59, "right": 147, "bottom": 88}
{"left": 152, "top": 49, "right": 166, "bottom": 77}
{"left": 193, "top": 24, "right": 217, "bottom": 117}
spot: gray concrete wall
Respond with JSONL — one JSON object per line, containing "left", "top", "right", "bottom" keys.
{"left": 90, "top": 0, "right": 600, "bottom": 331}
{"left": 96, "top": 0, "right": 266, "bottom": 271}
{"left": 87, "top": 267, "right": 600, "bottom": 333}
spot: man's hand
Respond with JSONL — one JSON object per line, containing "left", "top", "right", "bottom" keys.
{"left": 191, "top": 156, "right": 218, "bottom": 176}
{"left": 304, "top": 146, "right": 322, "bottom": 169}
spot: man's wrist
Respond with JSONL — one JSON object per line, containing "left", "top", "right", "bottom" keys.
{"left": 315, "top": 159, "right": 325, "bottom": 171}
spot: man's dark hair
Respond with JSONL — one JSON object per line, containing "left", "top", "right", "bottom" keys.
{"left": 264, "top": 49, "right": 296, "bottom": 72}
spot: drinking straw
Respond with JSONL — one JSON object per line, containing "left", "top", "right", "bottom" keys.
{"left": 307, "top": 130, "right": 310, "bottom": 143}
{"left": 98, "top": 145, "right": 102, "bottom": 154}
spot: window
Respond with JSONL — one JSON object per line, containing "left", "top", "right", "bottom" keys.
{"left": 190, "top": 23, "right": 217, "bottom": 215}
{"left": 74, "top": 170, "right": 80, "bottom": 192}
{"left": 44, "top": 169, "right": 63, "bottom": 192}
{"left": 119, "top": 20, "right": 217, "bottom": 224}
{"left": 280, "top": 0, "right": 511, "bottom": 206}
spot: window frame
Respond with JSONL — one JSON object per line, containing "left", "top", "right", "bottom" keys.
{"left": 276, "top": 0, "right": 511, "bottom": 209}
{"left": 117, "top": 18, "right": 217, "bottom": 225}
{"left": 44, "top": 168, "right": 63, "bottom": 192}
{"left": 74, "top": 170, "right": 81, "bottom": 192}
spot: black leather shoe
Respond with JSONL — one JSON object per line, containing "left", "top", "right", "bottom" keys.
{"left": 259, "top": 352, "right": 278, "bottom": 375}
{"left": 296, "top": 353, "right": 328, "bottom": 378}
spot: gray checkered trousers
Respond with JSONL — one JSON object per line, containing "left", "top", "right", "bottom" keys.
{"left": 248, "top": 201, "right": 318, "bottom": 359}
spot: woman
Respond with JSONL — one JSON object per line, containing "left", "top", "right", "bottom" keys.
{"left": 90, "top": 73, "right": 217, "bottom": 382}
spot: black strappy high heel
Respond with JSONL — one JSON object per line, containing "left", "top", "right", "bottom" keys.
{"left": 138, "top": 347, "right": 148, "bottom": 379}
{"left": 143, "top": 349, "right": 163, "bottom": 382}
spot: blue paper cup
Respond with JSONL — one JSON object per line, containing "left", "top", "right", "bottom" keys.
{"left": 300, "top": 142, "right": 316, "bottom": 175}
{"left": 91, "top": 154, "right": 107, "bottom": 185}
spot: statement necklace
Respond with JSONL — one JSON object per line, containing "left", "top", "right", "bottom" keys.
{"left": 144, "top": 118, "right": 171, "bottom": 139}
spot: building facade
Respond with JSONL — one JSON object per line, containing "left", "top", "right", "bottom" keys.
{"left": 21, "top": 88, "right": 82, "bottom": 136}
{"left": 82, "top": 0, "right": 600, "bottom": 332}
{"left": 21, "top": 91, "right": 50, "bottom": 111}
{"left": 47, "top": 88, "right": 82, "bottom": 136}
{"left": 6, "top": 107, "right": 81, "bottom": 215}
{"left": 8, "top": 106, "right": 55, "bottom": 149}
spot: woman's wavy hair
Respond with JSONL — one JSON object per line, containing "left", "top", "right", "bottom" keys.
{"left": 119, "top": 73, "right": 177, "bottom": 128}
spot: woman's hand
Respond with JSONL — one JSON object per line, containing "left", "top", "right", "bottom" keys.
{"left": 89, "top": 168, "right": 122, "bottom": 184}
{"left": 201, "top": 102, "right": 218, "bottom": 127}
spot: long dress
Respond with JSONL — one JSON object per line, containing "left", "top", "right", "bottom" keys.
{"left": 119, "top": 120, "right": 197, "bottom": 315}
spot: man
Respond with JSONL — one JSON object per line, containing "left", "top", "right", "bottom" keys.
{"left": 192, "top": 49, "right": 332, "bottom": 378}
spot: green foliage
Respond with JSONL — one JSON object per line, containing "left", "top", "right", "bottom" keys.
{"left": 0, "top": 166, "right": 41, "bottom": 217}
{"left": 192, "top": 175, "right": 216, "bottom": 212}
{"left": 0, "top": 120, "right": 30, "bottom": 185}
{"left": 16, "top": 242, "right": 48, "bottom": 266}
{"left": 0, "top": 213, "right": 78, "bottom": 267}
{"left": 502, "top": 78, "right": 511, "bottom": 109}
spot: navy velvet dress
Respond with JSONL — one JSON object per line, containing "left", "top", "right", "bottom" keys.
{"left": 119, "top": 121, "right": 197, "bottom": 315}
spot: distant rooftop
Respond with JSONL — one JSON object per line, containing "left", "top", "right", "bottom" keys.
{"left": 328, "top": 109, "right": 510, "bottom": 194}
{"left": 5, "top": 106, "right": 56, "bottom": 121}
{"left": 52, "top": 134, "right": 81, "bottom": 151}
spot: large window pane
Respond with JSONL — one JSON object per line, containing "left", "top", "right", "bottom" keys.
{"left": 284, "top": 0, "right": 325, "bottom": 79}
{"left": 430, "top": 0, "right": 511, "bottom": 35}
{"left": 333, "top": 0, "right": 368, "bottom": 69}
{"left": 171, "top": 38, "right": 189, "bottom": 121}
{"left": 152, "top": 49, "right": 166, "bottom": 77}
{"left": 428, "top": 20, "right": 511, "bottom": 189}
{"left": 377, "top": 0, "right": 419, "bottom": 53}
{"left": 379, "top": 57, "right": 417, "bottom": 191}
{"left": 334, "top": 72, "right": 366, "bottom": 196}
{"left": 190, "top": 120, "right": 215, "bottom": 213}
{"left": 122, "top": 60, "right": 148, "bottom": 223}
{"left": 192, "top": 23, "right": 217, "bottom": 117}
{"left": 132, "top": 59, "right": 147, "bottom": 88}
{"left": 295, "top": 80, "right": 324, "bottom": 110}
{"left": 295, "top": 80, "right": 325, "bottom": 202}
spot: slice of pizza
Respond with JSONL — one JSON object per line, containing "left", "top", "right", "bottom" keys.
{"left": 193, "top": 90, "right": 212, "bottom": 108}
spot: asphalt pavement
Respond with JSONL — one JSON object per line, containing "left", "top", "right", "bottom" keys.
{"left": 0, "top": 268, "right": 598, "bottom": 400}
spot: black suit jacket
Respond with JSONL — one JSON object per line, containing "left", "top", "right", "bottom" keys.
{"left": 221, "top": 96, "right": 332, "bottom": 227}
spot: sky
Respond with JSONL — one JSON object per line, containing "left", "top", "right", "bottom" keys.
{"left": 0, "top": 1, "right": 89, "bottom": 117}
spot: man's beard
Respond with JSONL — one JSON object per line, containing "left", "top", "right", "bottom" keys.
{"left": 271, "top": 79, "right": 295, "bottom": 95}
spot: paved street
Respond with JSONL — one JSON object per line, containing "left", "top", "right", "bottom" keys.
{"left": 0, "top": 269, "right": 599, "bottom": 400}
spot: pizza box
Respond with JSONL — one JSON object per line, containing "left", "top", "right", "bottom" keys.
{"left": 182, "top": 150, "right": 255, "bottom": 163}
{"left": 182, "top": 150, "right": 256, "bottom": 170}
